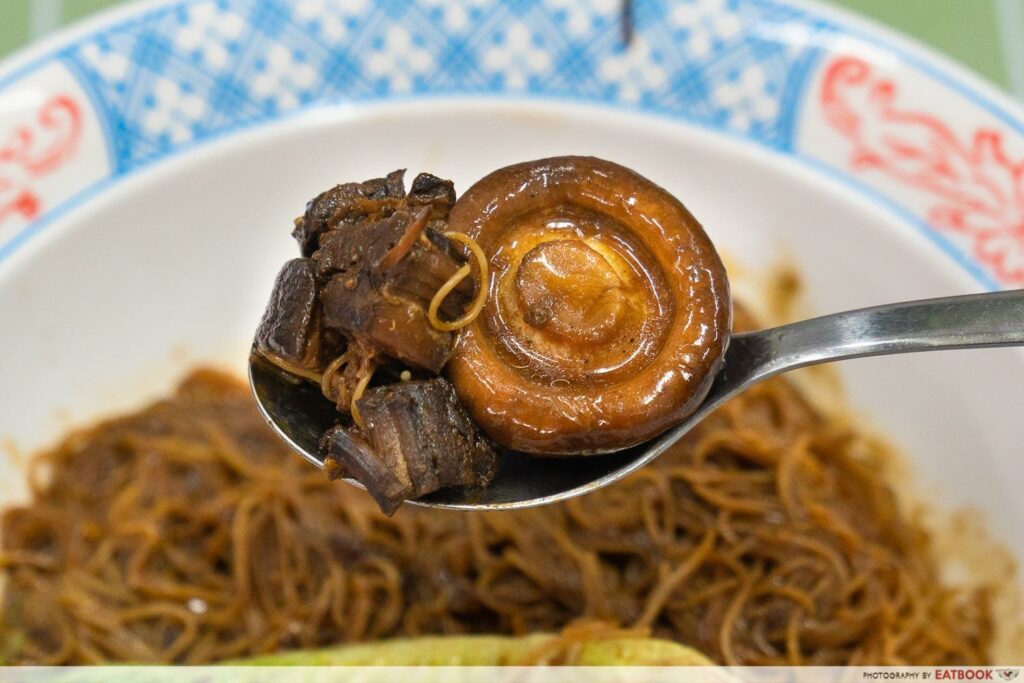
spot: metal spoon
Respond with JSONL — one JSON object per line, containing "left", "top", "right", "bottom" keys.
{"left": 250, "top": 289, "right": 1024, "bottom": 510}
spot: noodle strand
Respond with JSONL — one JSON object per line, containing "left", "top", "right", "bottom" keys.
{"left": 427, "top": 232, "right": 489, "bottom": 332}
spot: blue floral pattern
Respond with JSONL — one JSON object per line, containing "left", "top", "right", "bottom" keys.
{"left": 61, "top": 0, "right": 828, "bottom": 173}
{"left": 4, "top": 0, "right": 1022, "bottom": 287}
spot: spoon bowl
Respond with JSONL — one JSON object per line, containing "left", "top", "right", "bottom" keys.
{"left": 249, "top": 358, "right": 639, "bottom": 509}
{"left": 250, "top": 289, "right": 1024, "bottom": 510}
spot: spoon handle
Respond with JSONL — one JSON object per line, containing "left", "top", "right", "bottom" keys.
{"left": 724, "top": 289, "right": 1024, "bottom": 387}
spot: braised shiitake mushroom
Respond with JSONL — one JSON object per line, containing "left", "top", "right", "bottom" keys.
{"left": 446, "top": 156, "right": 731, "bottom": 455}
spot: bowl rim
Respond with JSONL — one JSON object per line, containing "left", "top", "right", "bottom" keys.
{"left": 0, "top": 0, "right": 1022, "bottom": 290}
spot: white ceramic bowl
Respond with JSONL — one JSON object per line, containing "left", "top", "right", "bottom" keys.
{"left": 0, "top": 0, "right": 1022, "bottom": 577}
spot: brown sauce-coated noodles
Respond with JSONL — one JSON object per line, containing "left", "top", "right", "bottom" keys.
{"left": 0, "top": 369, "right": 992, "bottom": 665}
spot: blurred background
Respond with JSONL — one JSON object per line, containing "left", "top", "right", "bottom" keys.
{"left": 0, "top": 0, "right": 1019, "bottom": 101}
{"left": 2, "top": 0, "right": 1023, "bottom": 101}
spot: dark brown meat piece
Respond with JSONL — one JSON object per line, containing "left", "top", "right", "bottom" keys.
{"left": 388, "top": 227, "right": 474, "bottom": 319}
{"left": 316, "top": 208, "right": 474, "bottom": 373}
{"left": 406, "top": 172, "right": 456, "bottom": 223}
{"left": 254, "top": 258, "right": 324, "bottom": 378}
{"left": 321, "top": 426, "right": 409, "bottom": 515}
{"left": 323, "top": 377, "right": 497, "bottom": 514}
{"left": 359, "top": 378, "right": 497, "bottom": 493}
{"left": 312, "top": 206, "right": 410, "bottom": 281}
{"left": 292, "top": 169, "right": 406, "bottom": 256}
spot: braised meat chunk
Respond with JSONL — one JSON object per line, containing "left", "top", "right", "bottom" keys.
{"left": 321, "top": 426, "right": 409, "bottom": 515}
{"left": 292, "top": 169, "right": 406, "bottom": 257}
{"left": 359, "top": 377, "right": 497, "bottom": 492}
{"left": 316, "top": 207, "right": 472, "bottom": 373}
{"left": 323, "top": 377, "right": 497, "bottom": 514}
{"left": 406, "top": 172, "right": 457, "bottom": 220}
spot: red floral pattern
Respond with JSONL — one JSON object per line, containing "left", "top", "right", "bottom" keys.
{"left": 0, "top": 95, "right": 82, "bottom": 225}
{"left": 821, "top": 56, "right": 1024, "bottom": 285}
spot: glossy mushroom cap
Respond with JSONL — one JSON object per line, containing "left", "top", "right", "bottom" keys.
{"left": 446, "top": 156, "right": 731, "bottom": 455}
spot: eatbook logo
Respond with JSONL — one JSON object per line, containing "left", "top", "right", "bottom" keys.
{"left": 820, "top": 56, "right": 1024, "bottom": 286}
{"left": 997, "top": 670, "right": 1020, "bottom": 681}
{"left": 0, "top": 94, "right": 83, "bottom": 225}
